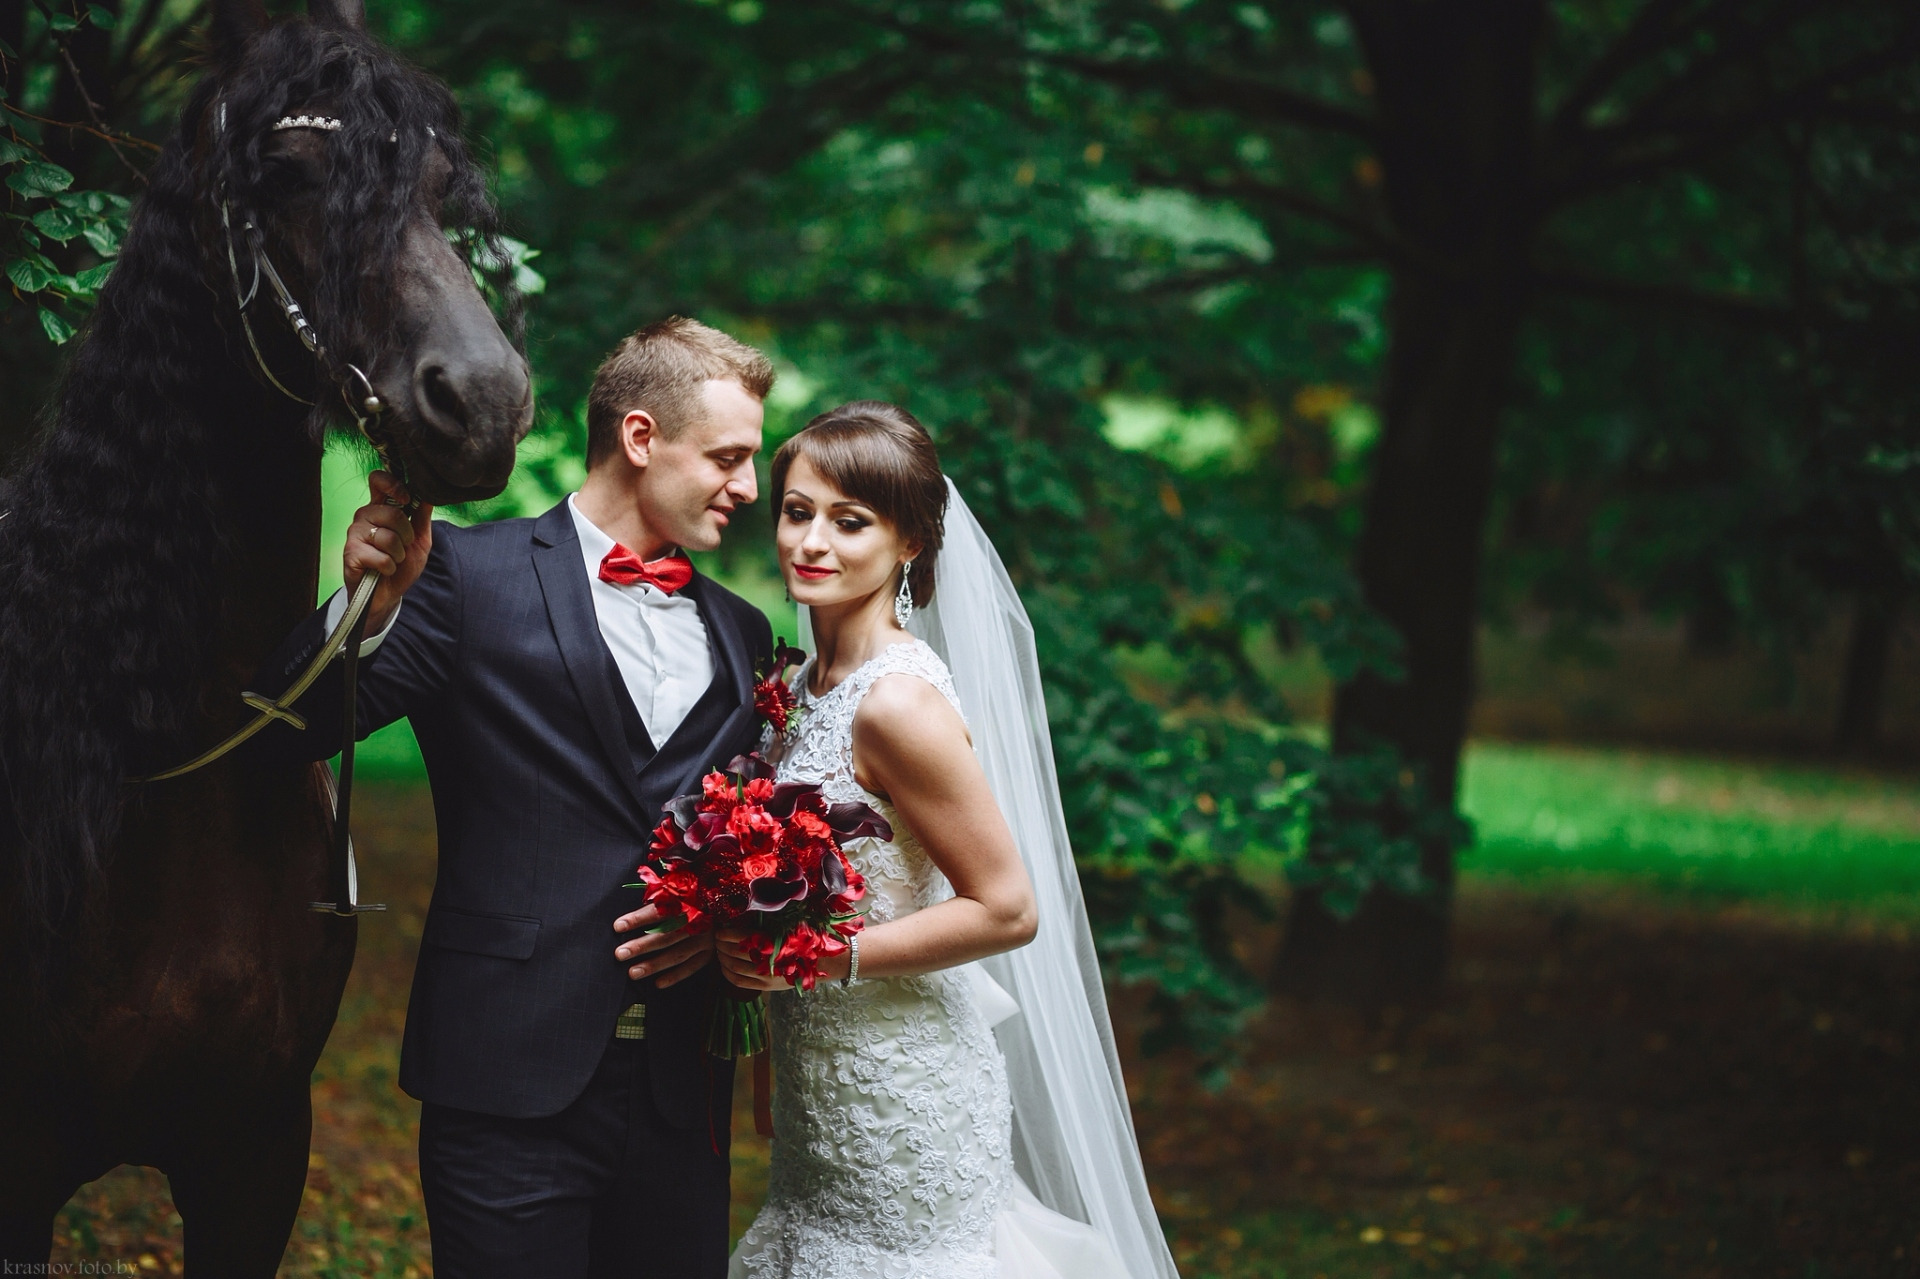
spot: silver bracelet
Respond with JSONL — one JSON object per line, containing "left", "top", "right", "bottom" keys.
{"left": 841, "top": 934, "right": 860, "bottom": 987}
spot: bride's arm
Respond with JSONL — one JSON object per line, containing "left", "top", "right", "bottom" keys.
{"left": 717, "top": 673, "right": 1037, "bottom": 990}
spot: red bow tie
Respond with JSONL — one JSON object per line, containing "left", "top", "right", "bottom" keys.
{"left": 598, "top": 545, "right": 693, "bottom": 594}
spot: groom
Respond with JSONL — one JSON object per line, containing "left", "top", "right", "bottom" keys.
{"left": 251, "top": 317, "right": 775, "bottom": 1278}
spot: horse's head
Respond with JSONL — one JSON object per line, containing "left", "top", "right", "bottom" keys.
{"left": 196, "top": 0, "right": 532, "bottom": 504}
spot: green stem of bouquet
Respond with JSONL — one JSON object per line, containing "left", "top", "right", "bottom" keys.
{"left": 709, "top": 993, "right": 768, "bottom": 1058}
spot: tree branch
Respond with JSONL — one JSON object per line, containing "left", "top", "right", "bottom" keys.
{"left": 1546, "top": 0, "right": 1702, "bottom": 138}
{"left": 1045, "top": 49, "right": 1380, "bottom": 142}
{"left": 830, "top": 2, "right": 1378, "bottom": 142}
{"left": 1543, "top": 27, "right": 1920, "bottom": 208}
{"left": 1160, "top": 170, "right": 1386, "bottom": 254}
{"left": 1587, "top": 0, "right": 1825, "bottom": 143}
{"left": 1535, "top": 266, "right": 1796, "bottom": 330}
{"left": 5, "top": 105, "right": 159, "bottom": 151}
{"left": 618, "top": 56, "right": 927, "bottom": 262}
{"left": 51, "top": 35, "right": 146, "bottom": 184}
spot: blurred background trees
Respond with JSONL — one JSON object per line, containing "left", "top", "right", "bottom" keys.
{"left": 6, "top": 0, "right": 1919, "bottom": 1061}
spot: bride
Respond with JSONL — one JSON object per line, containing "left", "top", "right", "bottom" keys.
{"left": 716, "top": 402, "right": 1180, "bottom": 1279}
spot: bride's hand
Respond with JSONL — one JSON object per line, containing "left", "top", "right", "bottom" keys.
{"left": 715, "top": 926, "right": 789, "bottom": 991}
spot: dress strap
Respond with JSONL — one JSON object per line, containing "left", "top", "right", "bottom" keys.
{"left": 837, "top": 639, "right": 965, "bottom": 724}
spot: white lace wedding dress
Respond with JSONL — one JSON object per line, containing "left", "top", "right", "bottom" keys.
{"left": 728, "top": 640, "right": 1134, "bottom": 1279}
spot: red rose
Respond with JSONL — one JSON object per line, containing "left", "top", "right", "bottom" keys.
{"left": 728, "top": 802, "right": 781, "bottom": 854}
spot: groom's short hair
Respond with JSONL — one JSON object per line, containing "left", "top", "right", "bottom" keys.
{"left": 586, "top": 317, "right": 776, "bottom": 465}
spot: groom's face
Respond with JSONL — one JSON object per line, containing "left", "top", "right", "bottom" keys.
{"left": 635, "top": 379, "right": 764, "bottom": 552}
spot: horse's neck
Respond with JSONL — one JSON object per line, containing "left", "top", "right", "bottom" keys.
{"left": 198, "top": 393, "right": 328, "bottom": 708}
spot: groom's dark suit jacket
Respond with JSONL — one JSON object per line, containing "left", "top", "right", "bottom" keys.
{"left": 252, "top": 500, "right": 772, "bottom": 1121}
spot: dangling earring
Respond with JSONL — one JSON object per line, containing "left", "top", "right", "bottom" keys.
{"left": 894, "top": 560, "right": 914, "bottom": 628}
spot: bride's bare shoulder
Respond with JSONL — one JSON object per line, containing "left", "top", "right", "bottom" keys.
{"left": 851, "top": 670, "right": 970, "bottom": 762}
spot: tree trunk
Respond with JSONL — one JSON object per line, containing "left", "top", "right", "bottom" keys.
{"left": 1278, "top": 0, "right": 1541, "bottom": 1008}
{"left": 1834, "top": 588, "right": 1901, "bottom": 756}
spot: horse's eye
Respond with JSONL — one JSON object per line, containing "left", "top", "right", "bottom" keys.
{"left": 258, "top": 152, "right": 319, "bottom": 200}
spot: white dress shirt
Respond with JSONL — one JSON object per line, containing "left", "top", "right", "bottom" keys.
{"left": 323, "top": 500, "right": 714, "bottom": 746}
{"left": 567, "top": 494, "right": 713, "bottom": 745}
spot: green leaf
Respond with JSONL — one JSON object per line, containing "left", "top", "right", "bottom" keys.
{"left": 72, "top": 262, "right": 112, "bottom": 292}
{"left": 0, "top": 139, "right": 29, "bottom": 165}
{"left": 81, "top": 220, "right": 120, "bottom": 257}
{"left": 38, "top": 307, "right": 74, "bottom": 343}
{"left": 31, "top": 206, "right": 83, "bottom": 243}
{"left": 6, "top": 257, "right": 56, "bottom": 292}
{"left": 49, "top": 12, "right": 79, "bottom": 31}
{"left": 7, "top": 162, "right": 75, "bottom": 198}
{"left": 85, "top": 5, "right": 116, "bottom": 29}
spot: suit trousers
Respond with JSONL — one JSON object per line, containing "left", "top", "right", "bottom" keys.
{"left": 418, "top": 1029, "right": 733, "bottom": 1279}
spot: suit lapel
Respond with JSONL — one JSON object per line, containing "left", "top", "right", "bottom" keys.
{"left": 529, "top": 503, "right": 653, "bottom": 820}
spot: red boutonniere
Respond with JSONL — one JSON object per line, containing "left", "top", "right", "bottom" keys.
{"left": 753, "top": 638, "right": 808, "bottom": 737}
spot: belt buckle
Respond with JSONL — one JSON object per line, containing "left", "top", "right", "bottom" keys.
{"left": 614, "top": 1003, "right": 647, "bottom": 1041}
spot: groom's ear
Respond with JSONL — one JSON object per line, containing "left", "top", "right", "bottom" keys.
{"left": 619, "top": 409, "right": 659, "bottom": 468}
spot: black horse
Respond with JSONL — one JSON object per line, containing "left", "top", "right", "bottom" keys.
{"left": 0, "top": 0, "right": 531, "bottom": 1269}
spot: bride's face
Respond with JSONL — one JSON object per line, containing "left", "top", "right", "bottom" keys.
{"left": 777, "top": 455, "right": 913, "bottom": 614}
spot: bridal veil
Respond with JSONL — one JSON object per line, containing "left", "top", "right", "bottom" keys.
{"left": 804, "top": 478, "right": 1180, "bottom": 1279}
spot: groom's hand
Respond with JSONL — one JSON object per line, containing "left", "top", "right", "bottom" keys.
{"left": 343, "top": 470, "right": 433, "bottom": 633}
{"left": 612, "top": 904, "right": 715, "bottom": 988}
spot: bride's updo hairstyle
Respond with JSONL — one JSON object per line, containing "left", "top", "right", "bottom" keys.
{"left": 772, "top": 401, "right": 949, "bottom": 609}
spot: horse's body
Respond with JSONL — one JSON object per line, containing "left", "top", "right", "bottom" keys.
{"left": 0, "top": 1, "right": 530, "bottom": 1269}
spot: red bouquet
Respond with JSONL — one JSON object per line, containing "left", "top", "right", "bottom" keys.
{"left": 634, "top": 751, "right": 888, "bottom": 1055}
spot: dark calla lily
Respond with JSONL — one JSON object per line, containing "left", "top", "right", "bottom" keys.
{"left": 827, "top": 801, "right": 893, "bottom": 843}
{"left": 763, "top": 781, "right": 824, "bottom": 819}
{"left": 820, "top": 849, "right": 848, "bottom": 896}
{"left": 664, "top": 795, "right": 701, "bottom": 829}
{"left": 772, "top": 639, "right": 807, "bottom": 673}
{"left": 683, "top": 811, "right": 725, "bottom": 851}
{"left": 747, "top": 874, "right": 810, "bottom": 912}
{"left": 727, "top": 752, "right": 776, "bottom": 781}
{"left": 700, "top": 831, "right": 741, "bottom": 865}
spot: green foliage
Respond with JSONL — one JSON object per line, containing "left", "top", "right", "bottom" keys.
{"left": 1283, "top": 746, "right": 1465, "bottom": 920}
{"left": 0, "top": 2, "right": 135, "bottom": 344}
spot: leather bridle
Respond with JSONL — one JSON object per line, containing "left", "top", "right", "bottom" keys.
{"left": 217, "top": 106, "right": 412, "bottom": 450}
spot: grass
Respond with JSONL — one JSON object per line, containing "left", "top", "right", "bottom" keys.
{"left": 1460, "top": 742, "right": 1920, "bottom": 921}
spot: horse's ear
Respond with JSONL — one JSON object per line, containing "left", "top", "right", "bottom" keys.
{"left": 307, "top": 0, "right": 367, "bottom": 32}
{"left": 210, "top": 0, "right": 269, "bottom": 65}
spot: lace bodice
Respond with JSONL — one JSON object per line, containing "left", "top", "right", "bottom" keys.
{"left": 732, "top": 639, "right": 1013, "bottom": 1279}
{"left": 774, "top": 640, "right": 966, "bottom": 925}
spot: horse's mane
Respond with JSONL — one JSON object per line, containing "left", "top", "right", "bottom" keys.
{"left": 0, "top": 17, "right": 519, "bottom": 982}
